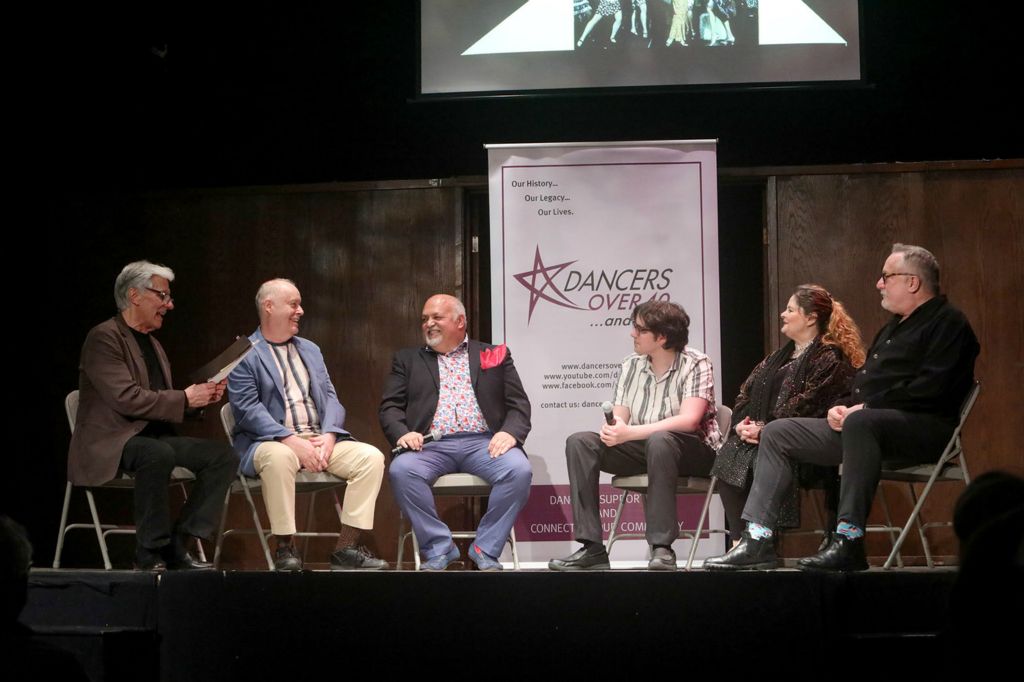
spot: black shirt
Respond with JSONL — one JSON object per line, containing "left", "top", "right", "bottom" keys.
{"left": 847, "top": 295, "right": 979, "bottom": 424}
{"left": 129, "top": 327, "right": 175, "bottom": 437}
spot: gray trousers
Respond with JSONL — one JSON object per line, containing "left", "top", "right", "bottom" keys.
{"left": 742, "top": 409, "right": 953, "bottom": 530}
{"left": 566, "top": 430, "right": 716, "bottom": 546}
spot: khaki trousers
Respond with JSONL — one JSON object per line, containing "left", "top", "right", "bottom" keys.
{"left": 253, "top": 439, "right": 384, "bottom": 535}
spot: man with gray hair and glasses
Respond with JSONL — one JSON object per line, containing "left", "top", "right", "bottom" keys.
{"left": 68, "top": 261, "right": 237, "bottom": 570}
{"left": 705, "top": 244, "right": 979, "bottom": 572}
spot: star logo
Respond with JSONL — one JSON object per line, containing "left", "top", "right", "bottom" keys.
{"left": 513, "top": 245, "right": 585, "bottom": 323}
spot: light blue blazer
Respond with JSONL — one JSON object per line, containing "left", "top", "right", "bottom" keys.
{"left": 227, "top": 328, "right": 350, "bottom": 476}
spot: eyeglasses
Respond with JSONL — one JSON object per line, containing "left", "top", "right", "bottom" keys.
{"left": 146, "top": 287, "right": 174, "bottom": 305}
{"left": 632, "top": 323, "right": 652, "bottom": 334}
{"left": 879, "top": 272, "right": 916, "bottom": 284}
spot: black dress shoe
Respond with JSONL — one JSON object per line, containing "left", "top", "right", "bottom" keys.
{"left": 548, "top": 544, "right": 610, "bottom": 571}
{"left": 164, "top": 534, "right": 212, "bottom": 570}
{"left": 816, "top": 530, "right": 834, "bottom": 553}
{"left": 648, "top": 546, "right": 677, "bottom": 571}
{"left": 274, "top": 545, "right": 303, "bottom": 571}
{"left": 797, "top": 535, "right": 868, "bottom": 572}
{"left": 703, "top": 532, "right": 778, "bottom": 571}
{"left": 166, "top": 551, "right": 213, "bottom": 570}
{"left": 330, "top": 545, "right": 388, "bottom": 571}
{"left": 135, "top": 548, "right": 167, "bottom": 571}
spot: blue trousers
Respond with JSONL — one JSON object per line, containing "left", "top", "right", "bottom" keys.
{"left": 389, "top": 432, "right": 532, "bottom": 559}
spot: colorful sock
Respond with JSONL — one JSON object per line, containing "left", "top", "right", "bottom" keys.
{"left": 836, "top": 521, "right": 864, "bottom": 539}
{"left": 747, "top": 522, "right": 773, "bottom": 540}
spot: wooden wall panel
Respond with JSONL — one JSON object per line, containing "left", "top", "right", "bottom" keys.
{"left": 771, "top": 166, "right": 1024, "bottom": 562}
{"left": 50, "top": 184, "right": 467, "bottom": 568}
{"left": 44, "top": 163, "right": 1021, "bottom": 570}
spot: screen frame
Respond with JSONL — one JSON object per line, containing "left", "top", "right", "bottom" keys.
{"left": 414, "top": 0, "right": 867, "bottom": 102}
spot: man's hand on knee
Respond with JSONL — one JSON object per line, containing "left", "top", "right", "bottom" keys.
{"left": 283, "top": 435, "right": 323, "bottom": 472}
{"left": 397, "top": 431, "right": 424, "bottom": 452}
{"left": 488, "top": 431, "right": 516, "bottom": 458}
{"left": 827, "top": 403, "right": 863, "bottom": 432}
{"left": 309, "top": 433, "right": 336, "bottom": 469}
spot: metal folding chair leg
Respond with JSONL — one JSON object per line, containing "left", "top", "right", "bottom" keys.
{"left": 605, "top": 488, "right": 633, "bottom": 555}
{"left": 85, "top": 490, "right": 113, "bottom": 570}
{"left": 508, "top": 527, "right": 520, "bottom": 569}
{"left": 395, "top": 515, "right": 422, "bottom": 570}
{"left": 213, "top": 485, "right": 233, "bottom": 569}
{"left": 686, "top": 476, "right": 717, "bottom": 571}
{"left": 877, "top": 487, "right": 904, "bottom": 568}
{"left": 908, "top": 483, "right": 934, "bottom": 568}
{"left": 299, "top": 490, "right": 319, "bottom": 565}
{"left": 237, "top": 476, "right": 275, "bottom": 570}
{"left": 882, "top": 467, "right": 947, "bottom": 569}
{"left": 53, "top": 482, "right": 74, "bottom": 569}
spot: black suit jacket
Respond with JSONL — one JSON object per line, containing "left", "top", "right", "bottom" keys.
{"left": 378, "top": 340, "right": 531, "bottom": 448}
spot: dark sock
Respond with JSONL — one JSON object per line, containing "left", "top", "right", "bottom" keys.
{"left": 336, "top": 524, "right": 360, "bottom": 550}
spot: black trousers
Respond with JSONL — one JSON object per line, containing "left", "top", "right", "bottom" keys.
{"left": 741, "top": 409, "right": 953, "bottom": 530}
{"left": 718, "top": 469, "right": 839, "bottom": 544}
{"left": 120, "top": 435, "right": 238, "bottom": 550}
{"left": 565, "top": 430, "right": 716, "bottom": 547}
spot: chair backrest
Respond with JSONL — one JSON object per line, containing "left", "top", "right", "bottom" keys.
{"left": 65, "top": 390, "right": 79, "bottom": 433}
{"left": 716, "top": 404, "right": 732, "bottom": 436}
{"left": 942, "top": 380, "right": 981, "bottom": 469}
{"left": 958, "top": 381, "right": 981, "bottom": 426}
{"left": 219, "top": 403, "right": 236, "bottom": 443}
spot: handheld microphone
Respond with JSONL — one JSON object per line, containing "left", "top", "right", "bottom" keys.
{"left": 391, "top": 430, "right": 441, "bottom": 456}
{"left": 601, "top": 401, "right": 616, "bottom": 426}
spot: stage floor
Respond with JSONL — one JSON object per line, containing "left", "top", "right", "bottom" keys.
{"left": 23, "top": 566, "right": 963, "bottom": 681}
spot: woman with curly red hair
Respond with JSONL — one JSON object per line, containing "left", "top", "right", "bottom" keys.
{"left": 712, "top": 284, "right": 864, "bottom": 547}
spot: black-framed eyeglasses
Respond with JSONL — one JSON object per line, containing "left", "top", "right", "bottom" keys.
{"left": 146, "top": 287, "right": 174, "bottom": 305}
{"left": 632, "top": 323, "right": 652, "bottom": 334}
{"left": 879, "top": 272, "right": 916, "bottom": 284}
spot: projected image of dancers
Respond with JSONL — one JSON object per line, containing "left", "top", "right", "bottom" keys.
{"left": 574, "top": 0, "right": 757, "bottom": 50}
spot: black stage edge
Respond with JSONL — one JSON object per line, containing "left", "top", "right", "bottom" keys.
{"left": 23, "top": 569, "right": 965, "bottom": 681}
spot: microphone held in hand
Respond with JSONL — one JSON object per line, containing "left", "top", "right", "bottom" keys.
{"left": 601, "top": 401, "right": 615, "bottom": 426}
{"left": 391, "top": 430, "right": 442, "bottom": 456}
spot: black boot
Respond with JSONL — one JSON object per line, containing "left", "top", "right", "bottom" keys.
{"left": 704, "top": 531, "right": 778, "bottom": 571}
{"left": 164, "top": 533, "right": 212, "bottom": 570}
{"left": 797, "top": 534, "right": 868, "bottom": 572}
{"left": 134, "top": 546, "right": 167, "bottom": 571}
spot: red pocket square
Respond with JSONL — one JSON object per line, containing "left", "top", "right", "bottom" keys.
{"left": 480, "top": 344, "right": 507, "bottom": 370}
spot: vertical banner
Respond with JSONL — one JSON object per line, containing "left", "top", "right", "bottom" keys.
{"left": 486, "top": 140, "right": 724, "bottom": 566}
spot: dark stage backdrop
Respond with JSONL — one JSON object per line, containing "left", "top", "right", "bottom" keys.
{"left": 43, "top": 176, "right": 763, "bottom": 569}
{"left": 52, "top": 4, "right": 1021, "bottom": 192}
{"left": 48, "top": 181, "right": 468, "bottom": 568}
{"left": 764, "top": 161, "right": 1024, "bottom": 559}
{"left": 40, "top": 160, "right": 1022, "bottom": 569}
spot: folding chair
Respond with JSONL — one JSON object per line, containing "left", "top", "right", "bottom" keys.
{"left": 53, "top": 390, "right": 202, "bottom": 569}
{"left": 214, "top": 404, "right": 349, "bottom": 570}
{"left": 873, "top": 381, "right": 981, "bottom": 569}
{"left": 395, "top": 473, "right": 521, "bottom": 571}
{"left": 606, "top": 405, "right": 732, "bottom": 570}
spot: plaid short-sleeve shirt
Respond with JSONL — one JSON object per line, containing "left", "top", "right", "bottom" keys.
{"left": 612, "top": 348, "right": 723, "bottom": 450}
